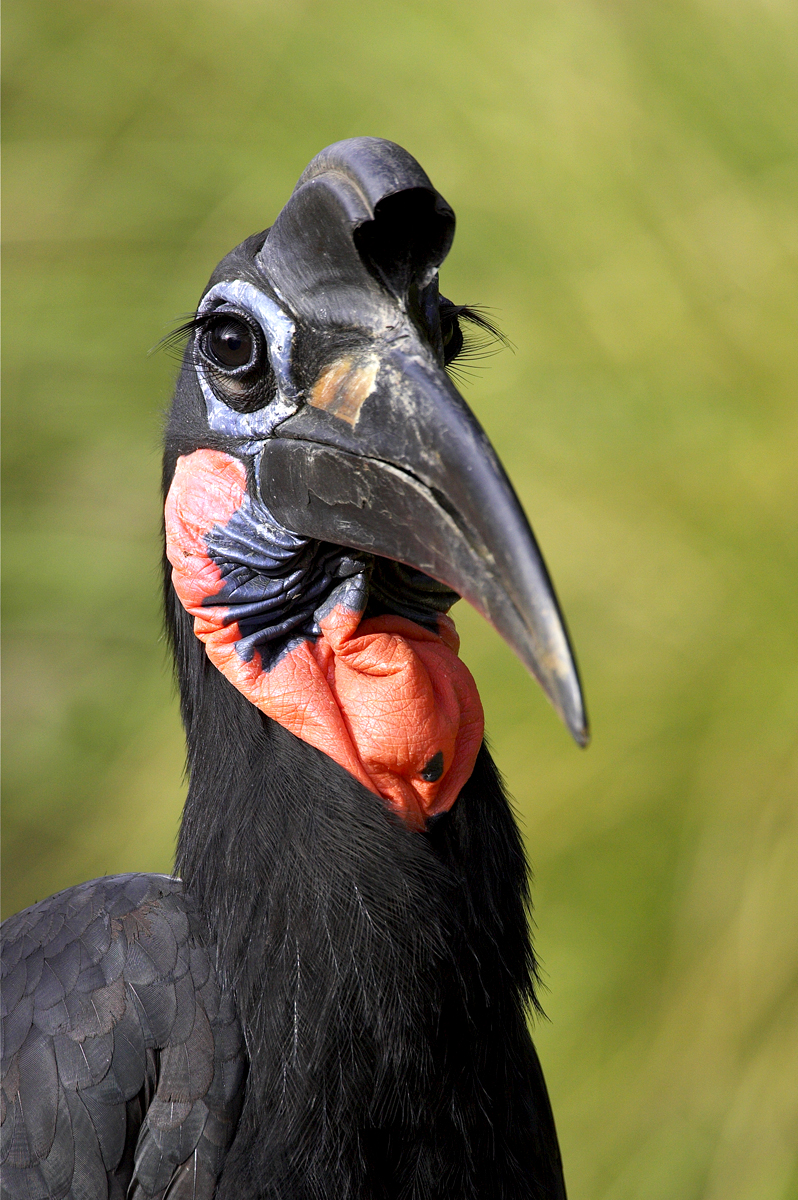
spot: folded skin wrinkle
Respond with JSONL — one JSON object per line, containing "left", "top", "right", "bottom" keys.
{"left": 165, "top": 449, "right": 484, "bottom": 830}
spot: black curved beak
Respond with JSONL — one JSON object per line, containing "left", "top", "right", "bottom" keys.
{"left": 194, "top": 137, "right": 588, "bottom": 743}
{"left": 260, "top": 328, "right": 589, "bottom": 746}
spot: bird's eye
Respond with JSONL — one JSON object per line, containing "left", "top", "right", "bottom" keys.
{"left": 196, "top": 310, "right": 274, "bottom": 412}
{"left": 202, "top": 317, "right": 257, "bottom": 371}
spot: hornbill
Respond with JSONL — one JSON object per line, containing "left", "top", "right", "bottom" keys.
{"left": 1, "top": 138, "right": 588, "bottom": 1200}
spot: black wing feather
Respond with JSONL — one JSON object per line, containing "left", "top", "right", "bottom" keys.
{"left": 1, "top": 874, "right": 246, "bottom": 1199}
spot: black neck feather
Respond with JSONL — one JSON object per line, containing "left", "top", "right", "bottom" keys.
{"left": 165, "top": 572, "right": 564, "bottom": 1199}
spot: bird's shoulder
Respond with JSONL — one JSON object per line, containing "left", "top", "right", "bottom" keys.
{"left": 1, "top": 873, "right": 246, "bottom": 1199}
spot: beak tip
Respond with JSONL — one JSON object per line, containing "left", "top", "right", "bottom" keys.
{"left": 561, "top": 700, "right": 590, "bottom": 748}
{"left": 551, "top": 672, "right": 590, "bottom": 748}
{"left": 527, "top": 642, "right": 589, "bottom": 749}
{"left": 572, "top": 720, "right": 591, "bottom": 749}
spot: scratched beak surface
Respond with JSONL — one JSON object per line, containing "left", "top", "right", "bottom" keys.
{"left": 262, "top": 326, "right": 589, "bottom": 747}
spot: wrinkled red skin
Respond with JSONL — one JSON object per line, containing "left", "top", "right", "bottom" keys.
{"left": 165, "top": 451, "right": 484, "bottom": 830}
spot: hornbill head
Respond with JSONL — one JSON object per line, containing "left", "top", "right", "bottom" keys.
{"left": 164, "top": 137, "right": 588, "bottom": 829}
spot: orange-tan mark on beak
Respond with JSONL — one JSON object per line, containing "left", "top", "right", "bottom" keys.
{"left": 308, "top": 355, "right": 379, "bottom": 425}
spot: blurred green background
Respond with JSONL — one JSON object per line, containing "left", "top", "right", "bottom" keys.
{"left": 3, "top": 1, "right": 797, "bottom": 1196}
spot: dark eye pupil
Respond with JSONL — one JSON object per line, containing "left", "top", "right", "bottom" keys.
{"left": 207, "top": 319, "right": 253, "bottom": 369}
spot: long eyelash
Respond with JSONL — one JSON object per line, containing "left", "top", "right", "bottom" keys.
{"left": 154, "top": 305, "right": 510, "bottom": 377}
{"left": 152, "top": 313, "right": 209, "bottom": 360}
{"left": 445, "top": 305, "right": 512, "bottom": 382}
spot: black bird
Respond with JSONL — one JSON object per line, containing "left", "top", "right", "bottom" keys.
{"left": 1, "top": 138, "right": 588, "bottom": 1200}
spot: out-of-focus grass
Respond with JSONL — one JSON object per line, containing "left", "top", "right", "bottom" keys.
{"left": 3, "top": 1, "right": 797, "bottom": 1196}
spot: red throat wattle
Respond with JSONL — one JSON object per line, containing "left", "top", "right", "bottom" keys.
{"left": 165, "top": 450, "right": 484, "bottom": 830}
